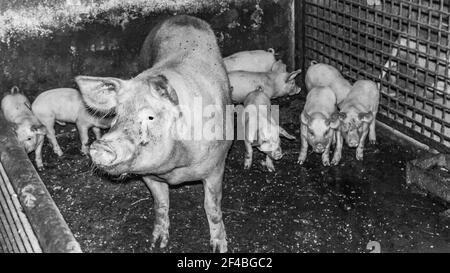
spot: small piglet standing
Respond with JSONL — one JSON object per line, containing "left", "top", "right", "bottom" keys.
{"left": 31, "top": 88, "right": 111, "bottom": 170}
{"left": 1, "top": 87, "right": 46, "bottom": 153}
{"left": 338, "top": 80, "right": 380, "bottom": 160}
{"left": 229, "top": 60, "right": 302, "bottom": 103}
{"left": 223, "top": 48, "right": 277, "bottom": 72}
{"left": 298, "top": 86, "right": 342, "bottom": 166}
{"left": 243, "top": 87, "right": 296, "bottom": 172}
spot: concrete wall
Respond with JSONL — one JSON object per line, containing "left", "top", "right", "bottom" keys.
{"left": 0, "top": 0, "right": 295, "bottom": 99}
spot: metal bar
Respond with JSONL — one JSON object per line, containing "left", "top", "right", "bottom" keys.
{"left": 0, "top": 163, "right": 42, "bottom": 253}
{"left": 0, "top": 112, "right": 82, "bottom": 253}
{"left": 303, "top": 0, "right": 450, "bottom": 151}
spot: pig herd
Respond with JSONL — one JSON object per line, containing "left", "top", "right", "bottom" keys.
{"left": 0, "top": 15, "right": 380, "bottom": 252}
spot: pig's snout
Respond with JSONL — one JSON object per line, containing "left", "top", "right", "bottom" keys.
{"left": 90, "top": 141, "right": 117, "bottom": 166}
{"left": 313, "top": 143, "right": 325, "bottom": 153}
{"left": 348, "top": 140, "right": 359, "bottom": 148}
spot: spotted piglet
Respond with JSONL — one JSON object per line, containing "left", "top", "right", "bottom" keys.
{"left": 297, "top": 86, "right": 342, "bottom": 167}
{"left": 243, "top": 87, "right": 296, "bottom": 172}
{"left": 338, "top": 80, "right": 380, "bottom": 161}
{"left": 31, "top": 88, "right": 111, "bottom": 170}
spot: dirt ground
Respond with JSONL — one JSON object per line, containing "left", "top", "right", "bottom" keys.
{"left": 35, "top": 96, "right": 450, "bottom": 253}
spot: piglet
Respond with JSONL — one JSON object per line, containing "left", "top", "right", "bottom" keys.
{"left": 31, "top": 88, "right": 111, "bottom": 170}
{"left": 338, "top": 80, "right": 380, "bottom": 161}
{"left": 298, "top": 86, "right": 342, "bottom": 166}
{"left": 305, "top": 62, "right": 352, "bottom": 106}
{"left": 243, "top": 87, "right": 296, "bottom": 172}
{"left": 223, "top": 48, "right": 277, "bottom": 72}
{"left": 1, "top": 86, "right": 46, "bottom": 153}
{"left": 229, "top": 60, "right": 302, "bottom": 103}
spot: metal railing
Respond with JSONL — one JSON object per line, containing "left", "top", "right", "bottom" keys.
{"left": 297, "top": 0, "right": 450, "bottom": 152}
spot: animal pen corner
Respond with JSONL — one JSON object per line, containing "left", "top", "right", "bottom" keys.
{"left": 296, "top": 0, "right": 450, "bottom": 153}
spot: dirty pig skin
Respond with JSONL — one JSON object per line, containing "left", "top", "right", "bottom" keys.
{"left": 76, "top": 15, "right": 232, "bottom": 253}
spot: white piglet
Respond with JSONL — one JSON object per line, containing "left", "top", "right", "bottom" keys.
{"left": 298, "top": 86, "right": 342, "bottom": 167}
{"left": 223, "top": 48, "right": 277, "bottom": 72}
{"left": 338, "top": 80, "right": 380, "bottom": 161}
{"left": 243, "top": 87, "right": 296, "bottom": 172}
{"left": 229, "top": 60, "right": 302, "bottom": 103}
{"left": 1, "top": 87, "right": 46, "bottom": 153}
{"left": 32, "top": 88, "right": 111, "bottom": 170}
{"left": 305, "top": 62, "right": 352, "bottom": 106}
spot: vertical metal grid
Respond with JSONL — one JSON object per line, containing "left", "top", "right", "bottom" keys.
{"left": 302, "top": 0, "right": 450, "bottom": 152}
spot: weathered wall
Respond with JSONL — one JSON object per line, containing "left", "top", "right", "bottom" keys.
{"left": 0, "top": 0, "right": 295, "bottom": 99}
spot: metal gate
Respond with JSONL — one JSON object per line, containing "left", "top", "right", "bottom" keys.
{"left": 296, "top": 0, "right": 450, "bottom": 153}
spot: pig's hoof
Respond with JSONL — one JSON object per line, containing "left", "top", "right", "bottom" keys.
{"left": 211, "top": 238, "right": 228, "bottom": 253}
{"left": 297, "top": 156, "right": 306, "bottom": 165}
{"left": 266, "top": 165, "right": 276, "bottom": 173}
{"left": 369, "top": 140, "right": 377, "bottom": 145}
{"left": 55, "top": 151, "right": 64, "bottom": 157}
{"left": 244, "top": 161, "right": 252, "bottom": 170}
{"left": 37, "top": 166, "right": 45, "bottom": 172}
{"left": 356, "top": 152, "right": 364, "bottom": 161}
{"left": 151, "top": 226, "right": 169, "bottom": 249}
{"left": 331, "top": 158, "right": 341, "bottom": 166}
{"left": 322, "top": 160, "right": 330, "bottom": 167}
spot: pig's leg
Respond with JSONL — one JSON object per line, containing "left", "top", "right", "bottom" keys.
{"left": 356, "top": 126, "right": 370, "bottom": 161}
{"left": 297, "top": 126, "right": 308, "bottom": 165}
{"left": 331, "top": 130, "right": 343, "bottom": 166}
{"left": 35, "top": 134, "right": 45, "bottom": 171}
{"left": 142, "top": 177, "right": 170, "bottom": 249}
{"left": 265, "top": 156, "right": 276, "bottom": 172}
{"left": 42, "top": 120, "right": 63, "bottom": 157}
{"left": 203, "top": 162, "right": 227, "bottom": 253}
{"left": 369, "top": 119, "right": 377, "bottom": 145}
{"left": 322, "top": 142, "right": 332, "bottom": 167}
{"left": 244, "top": 141, "right": 253, "bottom": 170}
{"left": 76, "top": 122, "right": 90, "bottom": 155}
{"left": 93, "top": 127, "right": 102, "bottom": 140}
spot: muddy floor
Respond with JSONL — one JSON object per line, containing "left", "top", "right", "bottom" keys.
{"left": 35, "top": 97, "right": 450, "bottom": 253}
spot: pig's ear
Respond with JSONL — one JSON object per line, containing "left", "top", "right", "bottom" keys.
{"left": 286, "top": 69, "right": 302, "bottom": 82}
{"left": 279, "top": 126, "right": 296, "bottom": 140}
{"left": 149, "top": 75, "right": 179, "bottom": 105}
{"left": 75, "top": 76, "right": 124, "bottom": 113}
{"left": 329, "top": 112, "right": 341, "bottom": 129}
{"left": 271, "top": 60, "right": 287, "bottom": 72}
{"left": 301, "top": 113, "right": 310, "bottom": 125}
{"left": 358, "top": 111, "right": 374, "bottom": 123}
{"left": 31, "top": 124, "right": 47, "bottom": 135}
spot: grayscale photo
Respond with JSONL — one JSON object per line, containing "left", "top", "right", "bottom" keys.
{"left": 0, "top": 0, "right": 448, "bottom": 258}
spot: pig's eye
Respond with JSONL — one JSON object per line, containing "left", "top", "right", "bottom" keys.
{"left": 27, "top": 137, "right": 32, "bottom": 141}
{"left": 148, "top": 116, "right": 154, "bottom": 121}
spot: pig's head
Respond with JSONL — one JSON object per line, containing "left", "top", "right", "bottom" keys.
{"left": 15, "top": 121, "right": 46, "bottom": 153}
{"left": 274, "top": 66, "right": 302, "bottom": 98}
{"left": 246, "top": 112, "right": 283, "bottom": 161}
{"left": 301, "top": 112, "right": 340, "bottom": 153}
{"left": 75, "top": 74, "right": 181, "bottom": 176}
{"left": 338, "top": 108, "right": 374, "bottom": 148}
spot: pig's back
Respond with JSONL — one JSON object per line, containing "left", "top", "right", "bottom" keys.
{"left": 304, "top": 87, "right": 337, "bottom": 116}
{"left": 224, "top": 50, "right": 276, "bottom": 72}
{"left": 343, "top": 80, "right": 379, "bottom": 110}
{"left": 306, "top": 63, "right": 352, "bottom": 104}
{"left": 1, "top": 94, "right": 33, "bottom": 123}
{"left": 32, "top": 88, "right": 82, "bottom": 122}
{"left": 141, "top": 16, "right": 230, "bottom": 106}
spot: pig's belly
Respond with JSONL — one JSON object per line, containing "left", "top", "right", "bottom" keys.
{"left": 53, "top": 104, "right": 80, "bottom": 123}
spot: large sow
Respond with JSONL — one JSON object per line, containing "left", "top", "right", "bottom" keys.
{"left": 75, "top": 16, "right": 232, "bottom": 253}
